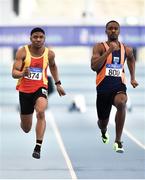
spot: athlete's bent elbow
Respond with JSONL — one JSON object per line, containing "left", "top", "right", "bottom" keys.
{"left": 12, "top": 75, "right": 16, "bottom": 79}
{"left": 91, "top": 64, "right": 96, "bottom": 71}
{"left": 12, "top": 73, "right": 18, "bottom": 79}
{"left": 12, "top": 73, "right": 15, "bottom": 79}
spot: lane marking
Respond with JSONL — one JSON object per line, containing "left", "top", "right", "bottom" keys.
{"left": 111, "top": 120, "right": 145, "bottom": 150}
{"left": 123, "top": 128, "right": 145, "bottom": 150}
{"left": 109, "top": 107, "right": 145, "bottom": 150}
{"left": 48, "top": 111, "right": 77, "bottom": 179}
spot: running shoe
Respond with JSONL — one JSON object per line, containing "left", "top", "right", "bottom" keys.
{"left": 101, "top": 132, "right": 109, "bottom": 144}
{"left": 113, "top": 142, "right": 124, "bottom": 153}
{"left": 32, "top": 150, "right": 40, "bottom": 159}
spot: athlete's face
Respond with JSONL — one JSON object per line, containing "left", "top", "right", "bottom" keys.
{"left": 30, "top": 32, "right": 45, "bottom": 48}
{"left": 105, "top": 22, "right": 120, "bottom": 41}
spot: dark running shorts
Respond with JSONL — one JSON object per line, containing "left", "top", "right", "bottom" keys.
{"left": 96, "top": 85, "right": 127, "bottom": 120}
{"left": 19, "top": 87, "right": 48, "bottom": 115}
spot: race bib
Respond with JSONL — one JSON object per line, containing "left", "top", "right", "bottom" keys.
{"left": 24, "top": 67, "right": 42, "bottom": 80}
{"left": 106, "top": 64, "right": 122, "bottom": 77}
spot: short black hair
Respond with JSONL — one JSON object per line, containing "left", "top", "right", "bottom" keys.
{"left": 30, "top": 27, "right": 45, "bottom": 36}
{"left": 105, "top": 20, "right": 120, "bottom": 29}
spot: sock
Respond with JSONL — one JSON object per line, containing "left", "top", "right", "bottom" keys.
{"left": 115, "top": 141, "right": 123, "bottom": 148}
{"left": 97, "top": 120, "right": 107, "bottom": 133}
{"left": 102, "top": 132, "right": 107, "bottom": 139}
{"left": 34, "top": 140, "right": 42, "bottom": 152}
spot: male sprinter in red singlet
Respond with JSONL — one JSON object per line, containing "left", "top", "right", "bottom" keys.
{"left": 12, "top": 27, "right": 66, "bottom": 159}
{"left": 91, "top": 20, "right": 138, "bottom": 153}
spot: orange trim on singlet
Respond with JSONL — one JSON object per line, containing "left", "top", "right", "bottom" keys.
{"left": 120, "top": 43, "right": 126, "bottom": 84}
{"left": 43, "top": 49, "right": 49, "bottom": 85}
{"left": 96, "top": 43, "right": 112, "bottom": 86}
{"left": 96, "top": 42, "right": 126, "bottom": 86}
{"left": 16, "top": 45, "right": 31, "bottom": 88}
{"left": 16, "top": 45, "right": 49, "bottom": 93}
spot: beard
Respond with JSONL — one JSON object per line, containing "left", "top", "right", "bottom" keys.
{"left": 110, "top": 34, "right": 118, "bottom": 41}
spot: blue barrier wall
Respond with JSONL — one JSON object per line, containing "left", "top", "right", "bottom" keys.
{"left": 0, "top": 26, "right": 145, "bottom": 48}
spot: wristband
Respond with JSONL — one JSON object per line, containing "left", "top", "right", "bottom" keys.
{"left": 55, "top": 80, "right": 61, "bottom": 85}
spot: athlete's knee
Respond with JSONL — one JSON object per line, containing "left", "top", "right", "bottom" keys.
{"left": 20, "top": 114, "right": 32, "bottom": 133}
{"left": 21, "top": 122, "right": 31, "bottom": 133}
{"left": 116, "top": 100, "right": 126, "bottom": 110}
{"left": 22, "top": 128, "right": 31, "bottom": 133}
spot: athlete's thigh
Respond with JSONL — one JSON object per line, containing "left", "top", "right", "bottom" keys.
{"left": 35, "top": 97, "right": 48, "bottom": 112}
{"left": 33, "top": 88, "right": 48, "bottom": 112}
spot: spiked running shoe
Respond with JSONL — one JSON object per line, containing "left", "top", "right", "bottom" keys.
{"left": 32, "top": 150, "right": 40, "bottom": 159}
{"left": 101, "top": 132, "right": 110, "bottom": 144}
{"left": 113, "top": 142, "right": 124, "bottom": 153}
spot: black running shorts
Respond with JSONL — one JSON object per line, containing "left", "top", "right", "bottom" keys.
{"left": 96, "top": 85, "right": 126, "bottom": 120}
{"left": 19, "top": 87, "right": 48, "bottom": 115}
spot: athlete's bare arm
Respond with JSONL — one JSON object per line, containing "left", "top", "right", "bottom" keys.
{"left": 91, "top": 42, "right": 118, "bottom": 72}
{"left": 125, "top": 46, "right": 138, "bottom": 88}
{"left": 48, "top": 50, "right": 60, "bottom": 82}
{"left": 48, "top": 50, "right": 66, "bottom": 96}
{"left": 12, "top": 47, "right": 29, "bottom": 79}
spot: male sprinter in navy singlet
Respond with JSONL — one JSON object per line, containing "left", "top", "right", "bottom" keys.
{"left": 91, "top": 20, "right": 138, "bottom": 153}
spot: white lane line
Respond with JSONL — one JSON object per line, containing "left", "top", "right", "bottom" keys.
{"left": 48, "top": 111, "right": 77, "bottom": 179}
{"left": 109, "top": 108, "right": 145, "bottom": 150}
{"left": 109, "top": 113, "right": 145, "bottom": 150}
{"left": 111, "top": 120, "right": 145, "bottom": 150}
{"left": 123, "top": 128, "right": 145, "bottom": 150}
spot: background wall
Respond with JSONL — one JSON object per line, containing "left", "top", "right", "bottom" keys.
{"left": 0, "top": 0, "right": 145, "bottom": 66}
